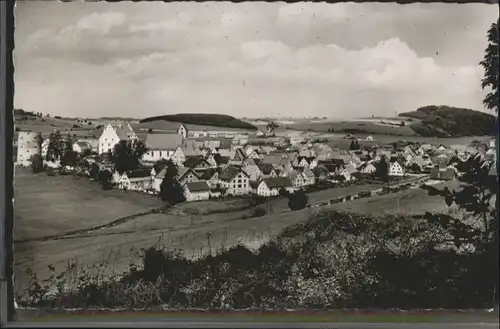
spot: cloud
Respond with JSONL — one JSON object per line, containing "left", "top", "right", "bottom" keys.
{"left": 12, "top": 2, "right": 496, "bottom": 118}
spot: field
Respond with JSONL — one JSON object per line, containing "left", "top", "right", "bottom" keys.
{"left": 13, "top": 166, "right": 391, "bottom": 294}
{"left": 327, "top": 180, "right": 462, "bottom": 216}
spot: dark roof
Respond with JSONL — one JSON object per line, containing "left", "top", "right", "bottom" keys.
{"left": 153, "top": 160, "right": 170, "bottom": 175}
{"left": 263, "top": 177, "right": 293, "bottom": 188}
{"left": 313, "top": 166, "right": 329, "bottom": 176}
{"left": 219, "top": 165, "right": 248, "bottom": 181}
{"left": 249, "top": 180, "right": 260, "bottom": 189}
{"left": 257, "top": 163, "right": 275, "bottom": 174}
{"left": 185, "top": 181, "right": 210, "bottom": 192}
{"left": 126, "top": 169, "right": 151, "bottom": 179}
{"left": 214, "top": 154, "right": 230, "bottom": 166}
{"left": 318, "top": 159, "right": 345, "bottom": 167}
{"left": 196, "top": 167, "right": 219, "bottom": 180}
{"left": 183, "top": 155, "right": 206, "bottom": 168}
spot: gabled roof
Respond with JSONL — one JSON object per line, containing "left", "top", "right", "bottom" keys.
{"left": 177, "top": 167, "right": 198, "bottom": 180}
{"left": 262, "top": 176, "right": 293, "bottom": 189}
{"left": 75, "top": 141, "right": 91, "bottom": 148}
{"left": 219, "top": 165, "right": 248, "bottom": 181}
{"left": 257, "top": 163, "right": 275, "bottom": 175}
{"left": 111, "top": 124, "right": 136, "bottom": 140}
{"left": 124, "top": 168, "right": 151, "bottom": 179}
{"left": 196, "top": 167, "right": 219, "bottom": 180}
{"left": 145, "top": 133, "right": 184, "bottom": 151}
{"left": 249, "top": 180, "right": 260, "bottom": 189}
{"left": 214, "top": 154, "right": 230, "bottom": 166}
{"left": 185, "top": 181, "right": 210, "bottom": 193}
{"left": 152, "top": 160, "right": 170, "bottom": 175}
{"left": 261, "top": 154, "right": 285, "bottom": 165}
{"left": 183, "top": 155, "right": 207, "bottom": 168}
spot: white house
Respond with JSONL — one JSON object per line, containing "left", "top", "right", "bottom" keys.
{"left": 172, "top": 144, "right": 200, "bottom": 167}
{"left": 99, "top": 123, "right": 137, "bottom": 155}
{"left": 184, "top": 181, "right": 211, "bottom": 202}
{"left": 177, "top": 124, "right": 189, "bottom": 139}
{"left": 302, "top": 167, "right": 316, "bottom": 185}
{"left": 142, "top": 133, "right": 185, "bottom": 163}
{"left": 389, "top": 159, "right": 405, "bottom": 177}
{"left": 118, "top": 169, "right": 153, "bottom": 191}
{"left": 257, "top": 177, "right": 294, "bottom": 197}
{"left": 289, "top": 170, "right": 306, "bottom": 188}
{"left": 72, "top": 141, "right": 92, "bottom": 154}
{"left": 359, "top": 162, "right": 377, "bottom": 174}
{"left": 219, "top": 166, "right": 251, "bottom": 196}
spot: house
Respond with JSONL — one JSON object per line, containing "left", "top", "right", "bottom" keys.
{"left": 218, "top": 166, "right": 251, "bottom": 196}
{"left": 339, "top": 166, "right": 358, "bottom": 182}
{"left": 98, "top": 123, "right": 137, "bottom": 155}
{"left": 172, "top": 144, "right": 200, "bottom": 166}
{"left": 297, "top": 156, "right": 318, "bottom": 169}
{"left": 150, "top": 160, "right": 170, "bottom": 178}
{"left": 183, "top": 155, "right": 212, "bottom": 170}
{"left": 230, "top": 148, "right": 247, "bottom": 165}
{"left": 72, "top": 141, "right": 92, "bottom": 154}
{"left": 289, "top": 170, "right": 306, "bottom": 188}
{"left": 177, "top": 124, "right": 189, "bottom": 139}
{"left": 249, "top": 180, "right": 260, "bottom": 194}
{"left": 302, "top": 167, "right": 316, "bottom": 185}
{"left": 177, "top": 167, "right": 200, "bottom": 186}
{"left": 195, "top": 167, "right": 220, "bottom": 188}
{"left": 142, "top": 133, "right": 184, "bottom": 162}
{"left": 243, "top": 157, "right": 263, "bottom": 181}
{"left": 214, "top": 154, "right": 230, "bottom": 168}
{"left": 430, "top": 166, "right": 456, "bottom": 181}
{"left": 184, "top": 181, "right": 211, "bottom": 202}
{"left": 389, "top": 159, "right": 405, "bottom": 177}
{"left": 257, "top": 177, "right": 294, "bottom": 197}
{"left": 359, "top": 162, "right": 377, "bottom": 174}
{"left": 118, "top": 169, "right": 152, "bottom": 191}
{"left": 257, "top": 163, "right": 278, "bottom": 178}
{"left": 312, "top": 166, "right": 329, "bottom": 182}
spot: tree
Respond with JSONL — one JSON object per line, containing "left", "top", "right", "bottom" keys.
{"left": 420, "top": 154, "right": 498, "bottom": 303}
{"left": 159, "top": 160, "right": 185, "bottom": 205}
{"left": 374, "top": 156, "right": 389, "bottom": 181}
{"left": 45, "top": 130, "right": 65, "bottom": 161}
{"left": 288, "top": 190, "right": 309, "bottom": 211}
{"left": 111, "top": 139, "right": 148, "bottom": 174}
{"left": 30, "top": 154, "right": 44, "bottom": 174}
{"left": 479, "top": 19, "right": 499, "bottom": 113}
{"left": 98, "top": 170, "right": 113, "bottom": 190}
{"left": 278, "top": 187, "right": 289, "bottom": 197}
{"left": 60, "top": 150, "right": 78, "bottom": 167}
{"left": 89, "top": 163, "right": 100, "bottom": 179}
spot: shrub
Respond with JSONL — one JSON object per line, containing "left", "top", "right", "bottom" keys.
{"left": 252, "top": 207, "right": 267, "bottom": 218}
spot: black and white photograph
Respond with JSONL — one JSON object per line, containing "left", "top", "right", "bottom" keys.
{"left": 9, "top": 0, "right": 499, "bottom": 319}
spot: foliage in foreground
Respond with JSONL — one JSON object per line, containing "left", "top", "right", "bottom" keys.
{"left": 18, "top": 210, "right": 496, "bottom": 310}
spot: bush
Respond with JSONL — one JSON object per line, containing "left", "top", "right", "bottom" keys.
{"left": 252, "top": 207, "right": 267, "bottom": 218}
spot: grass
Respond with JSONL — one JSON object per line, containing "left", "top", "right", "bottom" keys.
{"left": 15, "top": 210, "right": 497, "bottom": 310}
{"left": 14, "top": 168, "right": 165, "bottom": 240}
{"left": 329, "top": 180, "right": 462, "bottom": 216}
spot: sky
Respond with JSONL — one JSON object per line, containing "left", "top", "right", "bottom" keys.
{"left": 13, "top": 1, "right": 498, "bottom": 119}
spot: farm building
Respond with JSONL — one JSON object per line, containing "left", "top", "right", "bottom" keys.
{"left": 430, "top": 166, "right": 456, "bottom": 181}
{"left": 72, "top": 141, "right": 92, "bottom": 154}
{"left": 16, "top": 131, "right": 42, "bottom": 167}
{"left": 257, "top": 177, "right": 294, "bottom": 197}
{"left": 219, "top": 165, "right": 251, "bottom": 196}
{"left": 184, "top": 181, "right": 211, "bottom": 202}
{"left": 389, "top": 159, "right": 405, "bottom": 177}
{"left": 118, "top": 169, "right": 153, "bottom": 191}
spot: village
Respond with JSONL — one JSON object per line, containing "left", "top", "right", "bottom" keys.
{"left": 15, "top": 121, "right": 497, "bottom": 207}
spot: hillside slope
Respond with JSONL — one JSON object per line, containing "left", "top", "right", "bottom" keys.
{"left": 140, "top": 113, "right": 257, "bottom": 131}
{"left": 399, "top": 105, "right": 496, "bottom": 137}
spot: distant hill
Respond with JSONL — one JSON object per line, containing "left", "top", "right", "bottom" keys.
{"left": 140, "top": 113, "right": 258, "bottom": 131}
{"left": 399, "top": 105, "right": 496, "bottom": 137}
